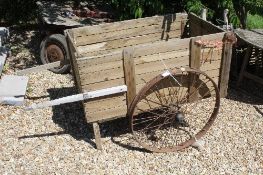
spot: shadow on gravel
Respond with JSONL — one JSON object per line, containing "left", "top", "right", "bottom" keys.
{"left": 227, "top": 80, "right": 263, "bottom": 106}
{"left": 20, "top": 86, "right": 148, "bottom": 152}
{"left": 8, "top": 26, "right": 42, "bottom": 70}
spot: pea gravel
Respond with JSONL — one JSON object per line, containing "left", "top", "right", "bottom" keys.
{"left": 0, "top": 71, "right": 262, "bottom": 175}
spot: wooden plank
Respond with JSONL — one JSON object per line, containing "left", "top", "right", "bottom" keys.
{"left": 135, "top": 54, "right": 189, "bottom": 75}
{"left": 79, "top": 54, "right": 189, "bottom": 93}
{"left": 135, "top": 75, "right": 219, "bottom": 94}
{"left": 73, "top": 13, "right": 188, "bottom": 37}
{"left": 78, "top": 60, "right": 123, "bottom": 74}
{"left": 219, "top": 33, "right": 235, "bottom": 97}
{"left": 200, "top": 59, "right": 221, "bottom": 71}
{"left": 16, "top": 61, "right": 60, "bottom": 75}
{"left": 81, "top": 78, "right": 125, "bottom": 92}
{"left": 66, "top": 30, "right": 83, "bottom": 92}
{"left": 92, "top": 122, "right": 102, "bottom": 150}
{"left": 200, "top": 48, "right": 223, "bottom": 62}
{"left": 76, "top": 23, "right": 183, "bottom": 46}
{"left": 84, "top": 94, "right": 126, "bottom": 113}
{"left": 76, "top": 30, "right": 182, "bottom": 55}
{"left": 132, "top": 37, "right": 190, "bottom": 58}
{"left": 78, "top": 49, "right": 189, "bottom": 74}
{"left": 79, "top": 66, "right": 124, "bottom": 85}
{"left": 237, "top": 46, "right": 253, "bottom": 87}
{"left": 123, "top": 48, "right": 136, "bottom": 108}
{"left": 134, "top": 49, "right": 189, "bottom": 65}
{"left": 77, "top": 51, "right": 122, "bottom": 68}
{"left": 79, "top": 54, "right": 189, "bottom": 87}
{"left": 189, "top": 37, "right": 201, "bottom": 102}
{"left": 204, "top": 69, "right": 220, "bottom": 79}
{"left": 189, "top": 13, "right": 224, "bottom": 37}
{"left": 86, "top": 105, "right": 127, "bottom": 123}
{"left": 77, "top": 45, "right": 192, "bottom": 74}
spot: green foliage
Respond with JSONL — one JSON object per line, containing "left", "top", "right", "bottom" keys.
{"left": 184, "top": 0, "right": 262, "bottom": 29}
{"left": 247, "top": 13, "right": 263, "bottom": 29}
{"left": 0, "top": 0, "right": 262, "bottom": 28}
{"left": 111, "top": 0, "right": 164, "bottom": 20}
{"left": 0, "top": 0, "right": 38, "bottom": 24}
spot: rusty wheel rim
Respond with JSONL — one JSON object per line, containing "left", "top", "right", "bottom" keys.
{"left": 129, "top": 68, "right": 220, "bottom": 153}
{"left": 45, "top": 44, "right": 65, "bottom": 63}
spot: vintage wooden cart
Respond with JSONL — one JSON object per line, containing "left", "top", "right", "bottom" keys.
{"left": 29, "top": 13, "right": 235, "bottom": 152}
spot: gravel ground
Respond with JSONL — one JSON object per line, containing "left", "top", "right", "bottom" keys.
{"left": 0, "top": 70, "right": 263, "bottom": 174}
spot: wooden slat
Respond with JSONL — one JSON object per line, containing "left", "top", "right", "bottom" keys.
{"left": 78, "top": 60, "right": 123, "bottom": 74}
{"left": 188, "top": 13, "right": 224, "bottom": 37}
{"left": 204, "top": 69, "right": 220, "bottom": 78}
{"left": 135, "top": 55, "right": 189, "bottom": 75}
{"left": 76, "top": 30, "right": 182, "bottom": 56}
{"left": 200, "top": 59, "right": 221, "bottom": 71}
{"left": 237, "top": 46, "right": 253, "bottom": 87}
{"left": 134, "top": 49, "right": 189, "bottom": 65}
{"left": 77, "top": 51, "right": 122, "bottom": 68}
{"left": 76, "top": 23, "right": 183, "bottom": 46}
{"left": 85, "top": 105, "right": 127, "bottom": 123}
{"left": 78, "top": 48, "right": 189, "bottom": 76}
{"left": 84, "top": 94, "right": 126, "bottom": 114}
{"left": 81, "top": 78, "right": 125, "bottom": 92}
{"left": 78, "top": 48, "right": 189, "bottom": 74}
{"left": 79, "top": 50, "right": 189, "bottom": 89}
{"left": 73, "top": 13, "right": 188, "bottom": 37}
{"left": 79, "top": 66, "right": 124, "bottom": 85}
{"left": 132, "top": 37, "right": 190, "bottom": 58}
{"left": 79, "top": 55, "right": 189, "bottom": 87}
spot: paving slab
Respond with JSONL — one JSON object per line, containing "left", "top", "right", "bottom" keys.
{"left": 0, "top": 75, "right": 29, "bottom": 105}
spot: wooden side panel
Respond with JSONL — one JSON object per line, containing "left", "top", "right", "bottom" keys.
{"left": 84, "top": 94, "right": 127, "bottom": 123}
{"left": 189, "top": 13, "right": 224, "bottom": 37}
{"left": 77, "top": 30, "right": 182, "bottom": 57}
{"left": 71, "top": 13, "right": 188, "bottom": 60}
{"left": 73, "top": 13, "right": 187, "bottom": 38}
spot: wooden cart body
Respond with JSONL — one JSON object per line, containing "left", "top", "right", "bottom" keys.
{"left": 65, "top": 13, "right": 235, "bottom": 149}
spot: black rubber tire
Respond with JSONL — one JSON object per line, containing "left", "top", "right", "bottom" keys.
{"left": 40, "top": 34, "right": 71, "bottom": 74}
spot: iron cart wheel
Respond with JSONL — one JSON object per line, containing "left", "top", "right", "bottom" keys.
{"left": 40, "top": 34, "right": 70, "bottom": 74}
{"left": 129, "top": 67, "right": 220, "bottom": 153}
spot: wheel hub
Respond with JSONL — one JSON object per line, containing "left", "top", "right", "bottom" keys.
{"left": 46, "top": 44, "right": 64, "bottom": 62}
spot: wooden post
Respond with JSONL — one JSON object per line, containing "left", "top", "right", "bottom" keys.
{"left": 92, "top": 122, "right": 102, "bottom": 150}
{"left": 65, "top": 30, "right": 82, "bottom": 92}
{"left": 237, "top": 45, "right": 252, "bottom": 87}
{"left": 219, "top": 32, "right": 236, "bottom": 97}
{"left": 123, "top": 47, "right": 136, "bottom": 109}
{"left": 189, "top": 37, "right": 201, "bottom": 102}
{"left": 190, "top": 37, "right": 201, "bottom": 69}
